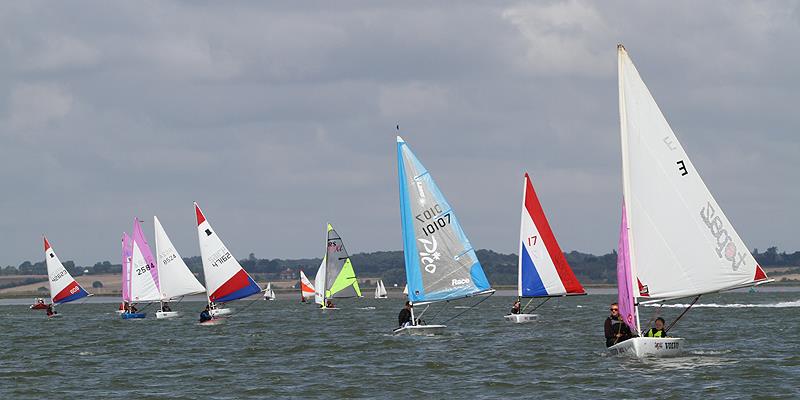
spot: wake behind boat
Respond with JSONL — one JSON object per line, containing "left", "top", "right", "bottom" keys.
{"left": 505, "top": 173, "right": 585, "bottom": 324}
{"left": 608, "top": 45, "right": 771, "bottom": 357}
{"left": 393, "top": 136, "right": 494, "bottom": 335}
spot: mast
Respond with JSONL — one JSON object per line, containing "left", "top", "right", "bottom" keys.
{"left": 617, "top": 44, "right": 642, "bottom": 334}
{"left": 517, "top": 174, "right": 526, "bottom": 298}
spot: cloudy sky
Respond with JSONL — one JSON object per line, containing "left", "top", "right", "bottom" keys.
{"left": 1, "top": 1, "right": 798, "bottom": 266}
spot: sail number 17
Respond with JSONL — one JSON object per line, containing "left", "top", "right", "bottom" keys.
{"left": 527, "top": 236, "right": 538, "bottom": 246}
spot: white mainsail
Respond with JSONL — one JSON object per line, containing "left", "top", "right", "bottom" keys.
{"left": 375, "top": 280, "right": 388, "bottom": 298}
{"left": 154, "top": 216, "right": 205, "bottom": 300}
{"left": 264, "top": 282, "right": 276, "bottom": 300}
{"left": 130, "top": 237, "right": 161, "bottom": 302}
{"left": 314, "top": 257, "right": 325, "bottom": 305}
{"left": 618, "top": 44, "right": 769, "bottom": 304}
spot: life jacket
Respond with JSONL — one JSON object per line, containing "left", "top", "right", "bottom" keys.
{"left": 645, "top": 328, "right": 665, "bottom": 337}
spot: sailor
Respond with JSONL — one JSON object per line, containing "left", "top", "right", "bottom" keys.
{"left": 604, "top": 302, "right": 634, "bottom": 347}
{"left": 300, "top": 295, "right": 306, "bottom": 303}
{"left": 199, "top": 305, "right": 212, "bottom": 322}
{"left": 644, "top": 317, "right": 668, "bottom": 337}
{"left": 162, "top": 302, "right": 172, "bottom": 312}
{"left": 46, "top": 304, "right": 57, "bottom": 317}
{"left": 326, "top": 299, "right": 335, "bottom": 309}
{"left": 128, "top": 303, "right": 138, "bottom": 314}
{"left": 511, "top": 298, "right": 521, "bottom": 315}
{"left": 398, "top": 301, "right": 413, "bottom": 327}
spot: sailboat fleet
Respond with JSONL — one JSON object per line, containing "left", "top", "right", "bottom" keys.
{"left": 27, "top": 45, "right": 773, "bottom": 358}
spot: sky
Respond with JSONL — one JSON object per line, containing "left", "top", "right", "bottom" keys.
{"left": 1, "top": 1, "right": 798, "bottom": 267}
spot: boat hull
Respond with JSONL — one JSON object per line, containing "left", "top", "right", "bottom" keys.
{"left": 156, "top": 311, "right": 180, "bottom": 319}
{"left": 607, "top": 337, "right": 685, "bottom": 358}
{"left": 504, "top": 313, "right": 538, "bottom": 323}
{"left": 199, "top": 318, "right": 225, "bottom": 326}
{"left": 121, "top": 312, "right": 146, "bottom": 320}
{"left": 393, "top": 324, "right": 447, "bottom": 335}
{"left": 30, "top": 303, "right": 48, "bottom": 310}
{"left": 210, "top": 308, "right": 231, "bottom": 317}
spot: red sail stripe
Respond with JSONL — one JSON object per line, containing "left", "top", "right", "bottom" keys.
{"left": 523, "top": 173, "right": 585, "bottom": 294}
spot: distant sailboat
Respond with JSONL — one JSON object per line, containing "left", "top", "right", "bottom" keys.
{"left": 195, "top": 202, "right": 262, "bottom": 317}
{"left": 263, "top": 282, "right": 276, "bottom": 301}
{"left": 154, "top": 216, "right": 206, "bottom": 319}
{"left": 117, "top": 232, "right": 132, "bottom": 314}
{"left": 123, "top": 218, "right": 161, "bottom": 319}
{"left": 394, "top": 136, "right": 494, "bottom": 334}
{"left": 402, "top": 284, "right": 408, "bottom": 296}
{"left": 43, "top": 237, "right": 91, "bottom": 316}
{"left": 299, "top": 269, "right": 315, "bottom": 302}
{"left": 314, "top": 224, "right": 362, "bottom": 309}
{"left": 505, "top": 173, "right": 586, "bottom": 323}
{"left": 610, "top": 45, "right": 771, "bottom": 357}
{"left": 374, "top": 280, "right": 388, "bottom": 299}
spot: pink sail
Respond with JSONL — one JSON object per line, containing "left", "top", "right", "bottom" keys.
{"left": 617, "top": 201, "right": 638, "bottom": 333}
{"left": 121, "top": 232, "right": 133, "bottom": 302}
{"left": 132, "top": 218, "right": 160, "bottom": 292}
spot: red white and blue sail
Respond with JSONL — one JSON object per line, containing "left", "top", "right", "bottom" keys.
{"left": 195, "top": 202, "right": 261, "bottom": 303}
{"left": 518, "top": 173, "right": 585, "bottom": 297}
{"left": 397, "top": 136, "right": 492, "bottom": 304}
{"left": 43, "top": 237, "right": 90, "bottom": 304}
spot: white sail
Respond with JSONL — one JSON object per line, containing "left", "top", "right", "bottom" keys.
{"left": 154, "top": 216, "right": 205, "bottom": 300}
{"left": 314, "top": 256, "right": 325, "bottom": 305}
{"left": 130, "top": 239, "right": 161, "bottom": 302}
{"left": 375, "top": 280, "right": 388, "bottom": 298}
{"left": 402, "top": 284, "right": 408, "bottom": 295}
{"left": 618, "top": 45, "right": 769, "bottom": 302}
{"left": 264, "top": 282, "right": 275, "bottom": 300}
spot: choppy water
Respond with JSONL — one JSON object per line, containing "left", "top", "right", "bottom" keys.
{"left": 2, "top": 291, "right": 799, "bottom": 399}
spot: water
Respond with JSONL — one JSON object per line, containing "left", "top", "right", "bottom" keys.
{"left": 2, "top": 291, "right": 799, "bottom": 399}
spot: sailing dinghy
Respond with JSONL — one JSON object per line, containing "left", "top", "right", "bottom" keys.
{"left": 195, "top": 202, "right": 262, "bottom": 317}
{"left": 117, "top": 232, "right": 133, "bottom": 314}
{"left": 374, "top": 280, "right": 388, "bottom": 299}
{"left": 314, "top": 224, "right": 362, "bottom": 310}
{"left": 505, "top": 173, "right": 585, "bottom": 323}
{"left": 263, "top": 282, "right": 276, "bottom": 300}
{"left": 394, "top": 136, "right": 494, "bottom": 335}
{"left": 154, "top": 216, "right": 206, "bottom": 319}
{"left": 123, "top": 218, "right": 161, "bottom": 319}
{"left": 609, "top": 45, "right": 771, "bottom": 357}
{"left": 299, "top": 270, "right": 315, "bottom": 302}
{"left": 43, "top": 237, "right": 91, "bottom": 315}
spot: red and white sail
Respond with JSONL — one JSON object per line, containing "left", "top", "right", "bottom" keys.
{"left": 195, "top": 202, "right": 261, "bottom": 303}
{"left": 43, "top": 237, "right": 90, "bottom": 304}
{"left": 299, "top": 269, "right": 315, "bottom": 299}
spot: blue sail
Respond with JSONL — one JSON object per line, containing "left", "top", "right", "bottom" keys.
{"left": 397, "top": 136, "right": 491, "bottom": 304}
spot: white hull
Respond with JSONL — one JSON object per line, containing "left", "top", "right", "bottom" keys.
{"left": 114, "top": 310, "right": 125, "bottom": 314}
{"left": 393, "top": 324, "right": 447, "bottom": 335}
{"left": 210, "top": 308, "right": 231, "bottom": 316}
{"left": 607, "top": 337, "right": 685, "bottom": 358}
{"left": 199, "top": 318, "right": 225, "bottom": 326}
{"left": 375, "top": 295, "right": 388, "bottom": 299}
{"left": 156, "top": 310, "right": 181, "bottom": 319}
{"left": 504, "top": 313, "right": 538, "bottom": 323}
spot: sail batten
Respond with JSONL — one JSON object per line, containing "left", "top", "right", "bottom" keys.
{"left": 618, "top": 45, "right": 769, "bottom": 303}
{"left": 396, "top": 136, "right": 492, "bottom": 304}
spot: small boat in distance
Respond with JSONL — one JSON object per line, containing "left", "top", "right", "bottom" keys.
{"left": 314, "top": 224, "right": 362, "bottom": 310}
{"left": 195, "top": 202, "right": 262, "bottom": 318}
{"left": 374, "top": 280, "right": 388, "bottom": 299}
{"left": 505, "top": 173, "right": 585, "bottom": 323}
{"left": 299, "top": 270, "right": 315, "bottom": 303}
{"left": 393, "top": 136, "right": 494, "bottom": 335}
{"left": 42, "top": 236, "right": 91, "bottom": 316}
{"left": 609, "top": 45, "right": 771, "bottom": 357}
{"left": 263, "top": 282, "right": 276, "bottom": 301}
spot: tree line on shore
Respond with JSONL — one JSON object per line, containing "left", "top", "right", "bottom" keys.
{"left": 3, "top": 246, "right": 798, "bottom": 288}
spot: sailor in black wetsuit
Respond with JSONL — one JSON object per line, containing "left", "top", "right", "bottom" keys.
{"left": 604, "top": 302, "right": 634, "bottom": 347}
{"left": 199, "top": 305, "right": 212, "bottom": 322}
{"left": 398, "top": 301, "right": 413, "bottom": 328}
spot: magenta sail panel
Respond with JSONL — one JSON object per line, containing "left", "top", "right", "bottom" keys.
{"left": 122, "top": 232, "right": 133, "bottom": 302}
{"left": 616, "top": 201, "right": 638, "bottom": 333}
{"left": 132, "top": 219, "right": 160, "bottom": 292}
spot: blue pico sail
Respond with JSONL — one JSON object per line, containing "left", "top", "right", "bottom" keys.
{"left": 397, "top": 136, "right": 492, "bottom": 304}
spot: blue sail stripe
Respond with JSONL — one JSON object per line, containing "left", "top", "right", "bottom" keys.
{"left": 520, "top": 243, "right": 548, "bottom": 297}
